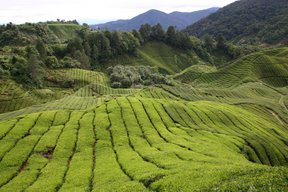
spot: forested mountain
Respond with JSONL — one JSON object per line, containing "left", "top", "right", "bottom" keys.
{"left": 90, "top": 8, "right": 219, "bottom": 31}
{"left": 184, "top": 0, "right": 288, "bottom": 44}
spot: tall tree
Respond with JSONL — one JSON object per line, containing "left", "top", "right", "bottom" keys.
{"left": 132, "top": 29, "right": 143, "bottom": 45}
{"left": 151, "top": 23, "right": 165, "bottom": 41}
{"left": 166, "top": 26, "right": 176, "bottom": 45}
{"left": 203, "top": 35, "right": 215, "bottom": 52}
{"left": 216, "top": 35, "right": 227, "bottom": 50}
{"left": 35, "top": 39, "right": 47, "bottom": 60}
{"left": 139, "top": 24, "right": 152, "bottom": 42}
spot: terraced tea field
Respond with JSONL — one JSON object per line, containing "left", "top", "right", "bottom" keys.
{"left": 0, "top": 48, "right": 288, "bottom": 191}
{"left": 0, "top": 69, "right": 108, "bottom": 115}
{"left": 176, "top": 47, "right": 288, "bottom": 88}
{"left": 0, "top": 96, "right": 288, "bottom": 191}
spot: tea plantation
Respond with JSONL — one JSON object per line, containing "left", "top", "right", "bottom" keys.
{"left": 0, "top": 47, "right": 288, "bottom": 191}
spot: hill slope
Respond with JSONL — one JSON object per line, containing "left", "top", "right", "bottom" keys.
{"left": 184, "top": 0, "right": 288, "bottom": 44}
{"left": 0, "top": 20, "right": 288, "bottom": 191}
{"left": 91, "top": 8, "right": 219, "bottom": 31}
{"left": 0, "top": 86, "right": 287, "bottom": 191}
{"left": 106, "top": 42, "right": 201, "bottom": 74}
{"left": 175, "top": 47, "right": 288, "bottom": 87}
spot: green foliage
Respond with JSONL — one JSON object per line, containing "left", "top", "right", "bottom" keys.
{"left": 10, "top": 54, "right": 45, "bottom": 87}
{"left": 139, "top": 24, "right": 152, "bottom": 42}
{"left": 151, "top": 23, "right": 165, "bottom": 41}
{"left": 60, "top": 56, "right": 81, "bottom": 68}
{"left": 35, "top": 39, "right": 47, "bottom": 60}
{"left": 45, "top": 56, "right": 59, "bottom": 68}
{"left": 108, "top": 65, "right": 172, "bottom": 88}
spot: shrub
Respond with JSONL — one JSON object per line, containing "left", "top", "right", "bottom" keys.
{"left": 60, "top": 56, "right": 81, "bottom": 68}
{"left": 111, "top": 82, "right": 121, "bottom": 88}
{"left": 62, "top": 79, "right": 75, "bottom": 88}
{"left": 120, "top": 77, "right": 132, "bottom": 88}
{"left": 45, "top": 56, "right": 59, "bottom": 68}
{"left": 108, "top": 65, "right": 172, "bottom": 88}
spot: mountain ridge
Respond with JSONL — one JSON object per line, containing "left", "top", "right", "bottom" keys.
{"left": 90, "top": 7, "right": 219, "bottom": 31}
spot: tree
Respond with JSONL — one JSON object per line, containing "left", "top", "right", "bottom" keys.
{"left": 83, "top": 40, "right": 91, "bottom": 57}
{"left": 90, "top": 44, "right": 99, "bottom": 67}
{"left": 45, "top": 56, "right": 59, "bottom": 68}
{"left": 27, "top": 54, "right": 45, "bottom": 87}
{"left": 139, "top": 24, "right": 152, "bottom": 42}
{"left": 122, "top": 32, "right": 140, "bottom": 54}
{"left": 132, "top": 29, "right": 143, "bottom": 45}
{"left": 216, "top": 35, "right": 227, "bottom": 50}
{"left": 97, "top": 33, "right": 112, "bottom": 61}
{"left": 203, "top": 35, "right": 215, "bottom": 52}
{"left": 35, "top": 39, "right": 47, "bottom": 60}
{"left": 166, "top": 26, "right": 176, "bottom": 45}
{"left": 175, "top": 32, "right": 193, "bottom": 49}
{"left": 73, "top": 50, "right": 90, "bottom": 69}
{"left": 66, "top": 37, "right": 83, "bottom": 55}
{"left": 151, "top": 23, "right": 165, "bottom": 41}
{"left": 110, "top": 31, "right": 123, "bottom": 55}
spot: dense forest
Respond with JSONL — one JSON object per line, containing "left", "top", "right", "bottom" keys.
{"left": 184, "top": 0, "right": 288, "bottom": 44}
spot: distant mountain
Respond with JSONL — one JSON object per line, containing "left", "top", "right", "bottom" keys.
{"left": 90, "top": 8, "right": 219, "bottom": 31}
{"left": 184, "top": 0, "right": 288, "bottom": 44}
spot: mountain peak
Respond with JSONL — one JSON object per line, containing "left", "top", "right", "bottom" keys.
{"left": 146, "top": 9, "right": 164, "bottom": 13}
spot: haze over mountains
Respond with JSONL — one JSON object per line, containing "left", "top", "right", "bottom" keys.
{"left": 90, "top": 7, "right": 219, "bottom": 31}
{"left": 185, "top": 0, "right": 288, "bottom": 44}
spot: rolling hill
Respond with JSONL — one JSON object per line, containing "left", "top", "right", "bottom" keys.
{"left": 0, "top": 44, "right": 288, "bottom": 191}
{"left": 0, "top": 15, "right": 288, "bottom": 191}
{"left": 175, "top": 47, "right": 288, "bottom": 88}
{"left": 91, "top": 8, "right": 219, "bottom": 31}
{"left": 184, "top": 0, "right": 288, "bottom": 44}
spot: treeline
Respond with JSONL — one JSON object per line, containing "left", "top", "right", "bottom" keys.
{"left": 61, "top": 23, "right": 198, "bottom": 70}
{"left": 64, "top": 29, "right": 141, "bottom": 69}
{"left": 137, "top": 23, "right": 258, "bottom": 64}
{"left": 65, "top": 23, "right": 257, "bottom": 69}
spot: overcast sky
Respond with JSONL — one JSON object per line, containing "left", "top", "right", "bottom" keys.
{"left": 0, "top": 0, "right": 237, "bottom": 24}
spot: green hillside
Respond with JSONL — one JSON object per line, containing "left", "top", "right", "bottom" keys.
{"left": 106, "top": 42, "right": 200, "bottom": 74}
{"left": 0, "top": 69, "right": 108, "bottom": 115}
{"left": 0, "top": 85, "right": 287, "bottom": 191}
{"left": 184, "top": 0, "right": 288, "bottom": 44}
{"left": 175, "top": 47, "right": 288, "bottom": 88}
{"left": 0, "top": 18, "right": 288, "bottom": 191}
{"left": 0, "top": 48, "right": 288, "bottom": 190}
{"left": 47, "top": 24, "right": 83, "bottom": 43}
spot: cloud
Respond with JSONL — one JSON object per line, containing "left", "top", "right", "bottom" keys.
{"left": 0, "top": 0, "right": 237, "bottom": 24}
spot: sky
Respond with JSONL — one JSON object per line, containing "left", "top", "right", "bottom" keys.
{"left": 0, "top": 0, "right": 237, "bottom": 24}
